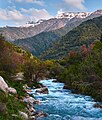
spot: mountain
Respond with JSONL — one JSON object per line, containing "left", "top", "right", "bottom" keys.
{"left": 41, "top": 15, "right": 102, "bottom": 60}
{"left": 0, "top": 35, "right": 37, "bottom": 73}
{"left": 13, "top": 10, "right": 102, "bottom": 58}
{"left": 1, "top": 10, "right": 101, "bottom": 42}
{"left": 0, "top": 17, "right": 77, "bottom": 41}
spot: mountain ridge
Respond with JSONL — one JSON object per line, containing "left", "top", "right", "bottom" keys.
{"left": 1, "top": 9, "right": 102, "bottom": 42}
{"left": 40, "top": 15, "right": 102, "bottom": 60}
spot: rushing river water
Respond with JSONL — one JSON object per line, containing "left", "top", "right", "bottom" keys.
{"left": 32, "top": 79, "right": 102, "bottom": 120}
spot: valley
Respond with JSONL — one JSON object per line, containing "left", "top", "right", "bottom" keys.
{"left": 0, "top": 4, "right": 102, "bottom": 120}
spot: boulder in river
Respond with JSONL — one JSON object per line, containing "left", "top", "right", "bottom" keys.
{"left": 93, "top": 103, "right": 102, "bottom": 108}
{"left": 35, "top": 111, "right": 48, "bottom": 118}
{"left": 35, "top": 87, "right": 49, "bottom": 94}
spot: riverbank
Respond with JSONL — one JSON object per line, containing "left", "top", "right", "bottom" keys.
{"left": 0, "top": 75, "right": 48, "bottom": 120}
{"left": 23, "top": 84, "right": 48, "bottom": 119}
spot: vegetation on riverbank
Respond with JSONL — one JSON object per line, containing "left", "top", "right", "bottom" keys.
{"left": 57, "top": 39, "right": 102, "bottom": 101}
{"left": 0, "top": 90, "right": 26, "bottom": 120}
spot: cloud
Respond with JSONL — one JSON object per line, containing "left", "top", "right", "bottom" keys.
{"left": 0, "top": 8, "right": 25, "bottom": 21}
{"left": 0, "top": 8, "right": 53, "bottom": 26}
{"left": 57, "top": 9, "right": 64, "bottom": 15}
{"left": 15, "top": 0, "right": 44, "bottom": 6}
{"left": 20, "top": 8, "right": 53, "bottom": 21}
{"left": 63, "top": 0, "right": 86, "bottom": 10}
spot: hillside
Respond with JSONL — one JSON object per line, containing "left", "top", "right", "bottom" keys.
{"left": 57, "top": 40, "right": 102, "bottom": 101}
{"left": 14, "top": 31, "right": 61, "bottom": 57}
{"left": 0, "top": 35, "right": 34, "bottom": 74}
{"left": 13, "top": 21, "right": 82, "bottom": 57}
{"left": 41, "top": 16, "right": 102, "bottom": 60}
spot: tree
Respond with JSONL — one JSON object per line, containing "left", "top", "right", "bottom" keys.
{"left": 100, "top": 33, "right": 102, "bottom": 43}
{"left": 23, "top": 59, "right": 47, "bottom": 83}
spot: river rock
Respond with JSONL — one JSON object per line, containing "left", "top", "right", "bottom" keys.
{"left": 30, "top": 116, "right": 36, "bottom": 120}
{"left": 35, "top": 87, "right": 49, "bottom": 94}
{"left": 63, "top": 85, "right": 68, "bottom": 89}
{"left": 93, "top": 103, "right": 102, "bottom": 108}
{"left": 36, "top": 111, "right": 48, "bottom": 118}
{"left": 37, "top": 83, "right": 45, "bottom": 88}
{"left": 19, "top": 111, "right": 28, "bottom": 120}
{"left": 52, "top": 79, "right": 58, "bottom": 82}
{"left": 23, "top": 95, "right": 41, "bottom": 105}
{"left": 24, "top": 96, "right": 35, "bottom": 104}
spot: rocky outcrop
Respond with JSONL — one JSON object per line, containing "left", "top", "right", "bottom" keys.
{"left": 34, "top": 111, "right": 48, "bottom": 118}
{"left": 0, "top": 76, "right": 8, "bottom": 93}
{"left": 35, "top": 87, "right": 49, "bottom": 94}
{"left": 0, "top": 76, "right": 17, "bottom": 94}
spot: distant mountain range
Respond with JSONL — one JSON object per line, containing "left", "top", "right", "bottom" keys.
{"left": 0, "top": 9, "right": 102, "bottom": 42}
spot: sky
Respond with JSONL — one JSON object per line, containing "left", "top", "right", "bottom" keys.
{"left": 0, "top": 0, "right": 102, "bottom": 27}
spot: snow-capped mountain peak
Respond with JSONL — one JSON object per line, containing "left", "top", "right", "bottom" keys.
{"left": 20, "top": 19, "right": 45, "bottom": 28}
{"left": 56, "top": 12, "right": 92, "bottom": 19}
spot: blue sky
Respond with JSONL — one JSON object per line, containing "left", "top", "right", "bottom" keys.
{"left": 0, "top": 0, "right": 102, "bottom": 27}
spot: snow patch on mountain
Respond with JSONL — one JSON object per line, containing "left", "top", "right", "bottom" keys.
{"left": 20, "top": 19, "right": 45, "bottom": 28}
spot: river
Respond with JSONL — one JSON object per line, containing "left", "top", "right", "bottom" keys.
{"left": 32, "top": 79, "right": 102, "bottom": 120}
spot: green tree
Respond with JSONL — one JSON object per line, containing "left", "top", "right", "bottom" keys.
{"left": 23, "top": 59, "right": 47, "bottom": 83}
